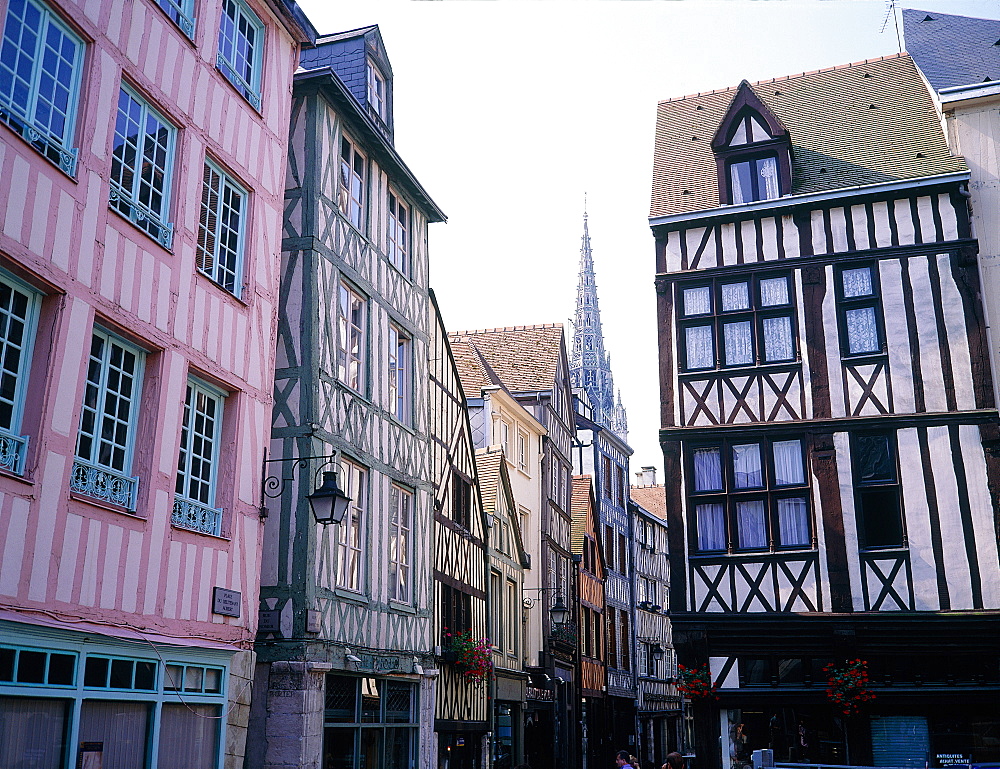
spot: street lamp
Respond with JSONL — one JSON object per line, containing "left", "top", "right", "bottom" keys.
{"left": 307, "top": 471, "right": 352, "bottom": 525}
{"left": 549, "top": 595, "right": 570, "bottom": 626}
{"left": 651, "top": 643, "right": 666, "bottom": 662}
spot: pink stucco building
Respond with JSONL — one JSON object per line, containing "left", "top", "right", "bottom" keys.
{"left": 0, "top": 0, "right": 313, "bottom": 765}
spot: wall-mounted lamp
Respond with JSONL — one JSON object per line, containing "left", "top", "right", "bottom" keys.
{"left": 523, "top": 587, "right": 572, "bottom": 625}
{"left": 345, "top": 648, "right": 362, "bottom": 664}
{"left": 412, "top": 656, "right": 424, "bottom": 676}
{"left": 261, "top": 453, "right": 352, "bottom": 525}
{"left": 651, "top": 643, "right": 666, "bottom": 662}
{"left": 307, "top": 471, "right": 352, "bottom": 525}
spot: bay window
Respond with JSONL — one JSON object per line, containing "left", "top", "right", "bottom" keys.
{"left": 678, "top": 273, "right": 797, "bottom": 371}
{"left": 689, "top": 437, "right": 812, "bottom": 553}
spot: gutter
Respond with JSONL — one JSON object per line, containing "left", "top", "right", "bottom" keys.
{"left": 938, "top": 80, "right": 1000, "bottom": 104}
{"left": 648, "top": 170, "right": 970, "bottom": 228}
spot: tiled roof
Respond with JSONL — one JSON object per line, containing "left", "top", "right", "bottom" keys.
{"left": 448, "top": 324, "right": 565, "bottom": 394}
{"left": 631, "top": 485, "right": 667, "bottom": 521}
{"left": 903, "top": 8, "right": 1000, "bottom": 91}
{"left": 570, "top": 475, "right": 594, "bottom": 555}
{"left": 650, "top": 53, "right": 967, "bottom": 218}
{"left": 450, "top": 341, "right": 493, "bottom": 399}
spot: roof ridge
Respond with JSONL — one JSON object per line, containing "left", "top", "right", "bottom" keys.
{"left": 449, "top": 323, "right": 564, "bottom": 336}
{"left": 658, "top": 53, "right": 910, "bottom": 104}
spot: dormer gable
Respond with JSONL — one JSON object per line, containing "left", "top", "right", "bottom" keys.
{"left": 711, "top": 80, "right": 792, "bottom": 205}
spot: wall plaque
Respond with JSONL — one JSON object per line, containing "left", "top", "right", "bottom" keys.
{"left": 212, "top": 587, "right": 241, "bottom": 617}
{"left": 258, "top": 610, "right": 280, "bottom": 634}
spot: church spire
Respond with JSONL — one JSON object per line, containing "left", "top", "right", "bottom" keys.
{"left": 570, "top": 206, "right": 628, "bottom": 441}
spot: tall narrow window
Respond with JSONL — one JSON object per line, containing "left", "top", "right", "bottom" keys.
{"left": 388, "top": 484, "right": 412, "bottom": 603}
{"left": 337, "top": 282, "right": 366, "bottom": 392}
{"left": 451, "top": 471, "right": 471, "bottom": 530}
{"left": 110, "top": 87, "right": 176, "bottom": 249}
{"left": 852, "top": 432, "right": 904, "bottom": 548}
{"left": 619, "top": 610, "right": 630, "bottom": 671}
{"left": 387, "top": 191, "right": 408, "bottom": 273}
{"left": 152, "top": 0, "right": 195, "bottom": 38}
{"left": 490, "top": 571, "right": 502, "bottom": 650}
{"left": 367, "top": 60, "right": 385, "bottom": 121}
{"left": 338, "top": 458, "right": 366, "bottom": 591}
{"left": 217, "top": 0, "right": 263, "bottom": 109}
{"left": 72, "top": 329, "right": 144, "bottom": 510}
{"left": 172, "top": 379, "right": 225, "bottom": 536}
{"left": 0, "top": 0, "right": 83, "bottom": 174}
{"left": 837, "top": 265, "right": 883, "bottom": 356}
{"left": 387, "top": 325, "right": 409, "bottom": 423}
{"left": 517, "top": 430, "right": 527, "bottom": 471}
{"left": 0, "top": 273, "right": 39, "bottom": 475}
{"left": 339, "top": 136, "right": 365, "bottom": 230}
{"left": 197, "top": 161, "right": 247, "bottom": 297}
{"left": 505, "top": 579, "right": 517, "bottom": 655}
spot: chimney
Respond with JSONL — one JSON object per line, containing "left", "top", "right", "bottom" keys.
{"left": 635, "top": 466, "right": 657, "bottom": 485}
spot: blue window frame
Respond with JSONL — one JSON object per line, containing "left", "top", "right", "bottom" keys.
{"left": 197, "top": 159, "right": 247, "bottom": 297}
{"left": 0, "top": 271, "right": 39, "bottom": 476}
{"left": 153, "top": 0, "right": 195, "bottom": 39}
{"left": 72, "top": 328, "right": 144, "bottom": 510}
{"left": 0, "top": 0, "right": 83, "bottom": 175}
{"left": 0, "top": 645, "right": 77, "bottom": 687}
{"left": 172, "top": 377, "right": 225, "bottom": 536}
{"left": 216, "top": 0, "right": 263, "bottom": 110}
{"left": 110, "top": 85, "right": 176, "bottom": 249}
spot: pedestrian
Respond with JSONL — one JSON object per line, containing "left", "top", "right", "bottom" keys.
{"left": 663, "top": 752, "right": 686, "bottom": 769}
{"left": 616, "top": 750, "right": 632, "bottom": 768}
{"left": 630, "top": 755, "right": 641, "bottom": 769}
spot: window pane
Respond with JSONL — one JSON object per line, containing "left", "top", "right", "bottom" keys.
{"left": 732, "top": 443, "right": 762, "bottom": 488}
{"left": 696, "top": 503, "right": 726, "bottom": 551}
{"left": 0, "top": 696, "right": 67, "bottom": 769}
{"left": 683, "top": 286, "right": 711, "bottom": 316}
{"left": 758, "top": 156, "right": 779, "bottom": 200}
{"left": 855, "top": 435, "right": 894, "bottom": 482}
{"left": 859, "top": 489, "right": 904, "bottom": 548}
{"left": 79, "top": 700, "right": 150, "bottom": 769}
{"left": 685, "top": 325, "right": 713, "bottom": 369}
{"left": 842, "top": 267, "right": 874, "bottom": 298}
{"left": 729, "top": 161, "right": 753, "bottom": 204}
{"left": 749, "top": 115, "right": 771, "bottom": 142}
{"left": 360, "top": 725, "right": 383, "bottom": 769}
{"left": 777, "top": 497, "right": 810, "bottom": 547}
{"left": 743, "top": 658, "right": 769, "bottom": 685}
{"left": 721, "top": 282, "right": 750, "bottom": 311}
{"left": 158, "top": 703, "right": 219, "bottom": 769}
{"left": 324, "top": 727, "right": 357, "bottom": 769}
{"left": 778, "top": 658, "right": 805, "bottom": 684}
{"left": 762, "top": 316, "right": 794, "bottom": 362}
{"left": 736, "top": 500, "right": 767, "bottom": 549}
{"left": 773, "top": 440, "right": 804, "bottom": 485}
{"left": 723, "top": 320, "right": 753, "bottom": 366}
{"left": 845, "top": 306, "right": 879, "bottom": 354}
{"left": 325, "top": 675, "right": 357, "bottom": 722}
{"left": 759, "top": 277, "right": 789, "bottom": 307}
{"left": 692, "top": 448, "right": 722, "bottom": 491}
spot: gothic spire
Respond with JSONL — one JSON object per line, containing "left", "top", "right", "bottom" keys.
{"left": 570, "top": 207, "right": 629, "bottom": 441}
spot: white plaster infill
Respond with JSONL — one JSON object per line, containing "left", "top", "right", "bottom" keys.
{"left": 648, "top": 171, "right": 971, "bottom": 228}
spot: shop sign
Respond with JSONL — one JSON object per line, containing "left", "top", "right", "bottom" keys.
{"left": 526, "top": 686, "right": 554, "bottom": 701}
{"left": 937, "top": 755, "right": 968, "bottom": 767}
{"left": 358, "top": 654, "right": 401, "bottom": 672}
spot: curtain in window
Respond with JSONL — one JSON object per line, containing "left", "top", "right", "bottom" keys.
{"left": 723, "top": 321, "right": 753, "bottom": 366}
{"left": 759, "top": 277, "right": 789, "bottom": 307}
{"left": 762, "top": 316, "right": 794, "bottom": 361}
{"left": 721, "top": 282, "right": 750, "bottom": 311}
{"left": 732, "top": 443, "right": 762, "bottom": 488}
{"left": 736, "top": 500, "right": 767, "bottom": 548}
{"left": 845, "top": 307, "right": 879, "bottom": 354}
{"left": 0, "top": 696, "right": 66, "bottom": 769}
{"left": 842, "top": 267, "right": 873, "bottom": 298}
{"left": 773, "top": 440, "right": 804, "bottom": 485}
{"left": 685, "top": 325, "right": 714, "bottom": 369}
{"left": 158, "top": 703, "right": 219, "bottom": 769}
{"left": 777, "top": 497, "right": 810, "bottom": 547}
{"left": 683, "top": 287, "right": 711, "bottom": 316}
{"left": 79, "top": 700, "right": 150, "bottom": 769}
{"left": 693, "top": 448, "right": 722, "bottom": 491}
{"left": 759, "top": 157, "right": 779, "bottom": 199}
{"left": 730, "top": 162, "right": 750, "bottom": 204}
{"left": 696, "top": 503, "right": 726, "bottom": 550}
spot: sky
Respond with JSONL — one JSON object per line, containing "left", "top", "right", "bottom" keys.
{"left": 296, "top": 0, "right": 999, "bottom": 478}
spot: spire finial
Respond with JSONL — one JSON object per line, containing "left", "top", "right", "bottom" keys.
{"left": 583, "top": 192, "right": 588, "bottom": 219}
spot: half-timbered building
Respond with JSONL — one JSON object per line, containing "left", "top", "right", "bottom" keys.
{"left": 477, "top": 446, "right": 530, "bottom": 769}
{"left": 429, "top": 293, "right": 490, "bottom": 769}
{"left": 448, "top": 324, "right": 579, "bottom": 769}
{"left": 571, "top": 475, "right": 607, "bottom": 769}
{"left": 254, "top": 26, "right": 445, "bottom": 769}
{"left": 630, "top": 481, "right": 681, "bottom": 764}
{"left": 0, "top": 0, "right": 313, "bottom": 765}
{"left": 650, "top": 53, "right": 1000, "bottom": 768}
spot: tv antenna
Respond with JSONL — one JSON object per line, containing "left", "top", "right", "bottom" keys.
{"left": 880, "top": 0, "right": 903, "bottom": 53}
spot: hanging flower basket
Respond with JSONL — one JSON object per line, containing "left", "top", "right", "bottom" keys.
{"left": 442, "top": 629, "right": 493, "bottom": 685}
{"left": 677, "top": 663, "right": 717, "bottom": 700}
{"left": 824, "top": 659, "right": 875, "bottom": 716}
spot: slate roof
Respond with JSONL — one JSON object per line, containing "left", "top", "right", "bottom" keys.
{"left": 448, "top": 325, "right": 565, "bottom": 394}
{"left": 903, "top": 9, "right": 1000, "bottom": 91}
{"left": 650, "top": 53, "right": 967, "bottom": 219}
{"left": 631, "top": 485, "right": 667, "bottom": 521}
{"left": 570, "top": 475, "right": 594, "bottom": 555}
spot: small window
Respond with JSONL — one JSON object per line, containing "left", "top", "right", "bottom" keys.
{"left": 387, "top": 191, "right": 408, "bottom": 273}
{"left": 337, "top": 282, "right": 366, "bottom": 392}
{"left": 339, "top": 135, "right": 365, "bottom": 230}
{"left": 83, "top": 655, "right": 157, "bottom": 691}
{"left": 153, "top": 0, "right": 195, "bottom": 38}
{"left": 0, "top": 645, "right": 76, "bottom": 687}
{"left": 852, "top": 432, "right": 904, "bottom": 548}
{"left": 72, "top": 328, "right": 145, "bottom": 510}
{"left": 517, "top": 430, "right": 528, "bottom": 471}
{"left": 0, "top": 0, "right": 84, "bottom": 174}
{"left": 163, "top": 663, "right": 224, "bottom": 694}
{"left": 110, "top": 86, "right": 176, "bottom": 249}
{"left": 728, "top": 155, "right": 779, "bottom": 204}
{"left": 217, "top": 0, "right": 263, "bottom": 109}
{"left": 451, "top": 470, "right": 471, "bottom": 530}
{"left": 172, "top": 379, "right": 225, "bottom": 536}
{"left": 388, "top": 484, "right": 412, "bottom": 603}
{"left": 837, "top": 265, "right": 883, "bottom": 357}
{"left": 337, "top": 458, "right": 367, "bottom": 591}
{"left": 387, "top": 325, "right": 410, "bottom": 423}
{"left": 367, "top": 60, "right": 385, "bottom": 121}
{"left": 197, "top": 161, "right": 248, "bottom": 297}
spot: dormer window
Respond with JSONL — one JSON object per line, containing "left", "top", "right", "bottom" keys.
{"left": 367, "top": 60, "right": 386, "bottom": 121}
{"left": 712, "top": 82, "right": 792, "bottom": 206}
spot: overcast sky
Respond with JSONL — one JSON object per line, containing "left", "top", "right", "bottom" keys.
{"left": 296, "top": 0, "right": 999, "bottom": 478}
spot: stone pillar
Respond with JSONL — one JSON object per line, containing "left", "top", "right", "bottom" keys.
{"left": 262, "top": 661, "right": 330, "bottom": 769}
{"left": 419, "top": 669, "right": 439, "bottom": 769}
{"left": 225, "top": 649, "right": 255, "bottom": 769}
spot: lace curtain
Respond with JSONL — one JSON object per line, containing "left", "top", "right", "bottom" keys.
{"left": 762, "top": 316, "right": 794, "bottom": 362}
{"left": 759, "top": 157, "right": 779, "bottom": 200}
{"left": 724, "top": 321, "right": 753, "bottom": 366}
{"left": 686, "top": 325, "right": 714, "bottom": 369}
{"left": 845, "top": 307, "right": 879, "bottom": 354}
{"left": 697, "top": 503, "right": 726, "bottom": 550}
{"left": 737, "top": 500, "right": 767, "bottom": 549}
{"left": 721, "top": 282, "right": 750, "bottom": 311}
{"left": 759, "top": 277, "right": 789, "bottom": 306}
{"left": 777, "top": 497, "right": 810, "bottom": 546}
{"left": 842, "top": 267, "right": 873, "bottom": 298}
{"left": 683, "top": 286, "right": 711, "bottom": 316}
